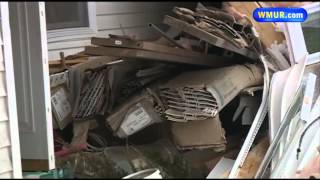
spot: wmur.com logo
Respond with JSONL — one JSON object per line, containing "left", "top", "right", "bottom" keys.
{"left": 253, "top": 7, "right": 308, "bottom": 22}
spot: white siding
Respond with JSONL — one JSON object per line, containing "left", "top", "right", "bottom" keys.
{"left": 0, "top": 50, "right": 13, "bottom": 178}
{"left": 47, "top": 2, "right": 195, "bottom": 60}
{"left": 0, "top": 3, "right": 21, "bottom": 177}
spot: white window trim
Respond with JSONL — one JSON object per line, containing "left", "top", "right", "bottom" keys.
{"left": 303, "top": 2, "right": 320, "bottom": 14}
{"left": 46, "top": 2, "right": 97, "bottom": 43}
{"left": 282, "top": 2, "right": 320, "bottom": 65}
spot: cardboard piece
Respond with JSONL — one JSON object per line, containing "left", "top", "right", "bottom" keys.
{"left": 51, "top": 85, "right": 73, "bottom": 130}
{"left": 229, "top": 2, "right": 285, "bottom": 48}
{"left": 161, "top": 64, "right": 263, "bottom": 122}
{"left": 106, "top": 88, "right": 163, "bottom": 138}
{"left": 170, "top": 115, "right": 226, "bottom": 151}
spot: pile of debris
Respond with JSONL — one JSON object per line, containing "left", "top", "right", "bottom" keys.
{"left": 48, "top": 2, "right": 291, "bottom": 178}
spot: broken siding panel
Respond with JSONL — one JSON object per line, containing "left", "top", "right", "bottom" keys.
{"left": 0, "top": 147, "right": 13, "bottom": 174}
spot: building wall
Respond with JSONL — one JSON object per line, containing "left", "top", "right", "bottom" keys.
{"left": 47, "top": 2, "right": 196, "bottom": 60}
{"left": 0, "top": 26, "right": 13, "bottom": 179}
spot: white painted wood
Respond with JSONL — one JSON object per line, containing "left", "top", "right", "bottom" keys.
{"left": 9, "top": 2, "right": 55, "bottom": 170}
{"left": 283, "top": 23, "right": 308, "bottom": 65}
{"left": 1, "top": 2, "right": 22, "bottom": 178}
{"left": 47, "top": 2, "right": 97, "bottom": 42}
{"left": 39, "top": 3, "right": 55, "bottom": 170}
{"left": 0, "top": 147, "right": 13, "bottom": 174}
{"left": 303, "top": 2, "right": 320, "bottom": 14}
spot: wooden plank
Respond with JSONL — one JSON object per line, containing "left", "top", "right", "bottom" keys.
{"left": 238, "top": 137, "right": 269, "bottom": 178}
{"left": 85, "top": 46, "right": 234, "bottom": 67}
{"left": 49, "top": 58, "right": 88, "bottom": 66}
{"left": 229, "top": 2, "right": 285, "bottom": 48}
{"left": 21, "top": 159, "right": 49, "bottom": 171}
{"left": 163, "top": 16, "right": 258, "bottom": 60}
{"left": 91, "top": 37, "right": 224, "bottom": 60}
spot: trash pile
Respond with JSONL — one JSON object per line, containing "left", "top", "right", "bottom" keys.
{"left": 49, "top": 2, "right": 295, "bottom": 179}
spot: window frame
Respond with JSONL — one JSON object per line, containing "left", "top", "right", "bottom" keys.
{"left": 283, "top": 2, "right": 320, "bottom": 65}
{"left": 46, "top": 2, "right": 97, "bottom": 43}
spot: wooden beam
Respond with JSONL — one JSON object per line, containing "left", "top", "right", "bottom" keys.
{"left": 84, "top": 46, "right": 234, "bottom": 68}
{"left": 91, "top": 37, "right": 228, "bottom": 60}
{"left": 49, "top": 58, "right": 88, "bottom": 66}
{"left": 238, "top": 137, "right": 269, "bottom": 178}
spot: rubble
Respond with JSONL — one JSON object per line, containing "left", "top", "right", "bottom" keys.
{"left": 48, "top": 2, "right": 303, "bottom": 179}
{"left": 160, "top": 64, "right": 263, "bottom": 122}
{"left": 170, "top": 115, "right": 227, "bottom": 151}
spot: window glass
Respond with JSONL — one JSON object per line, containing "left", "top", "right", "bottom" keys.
{"left": 45, "top": 2, "right": 89, "bottom": 30}
{"left": 301, "top": 11, "right": 320, "bottom": 54}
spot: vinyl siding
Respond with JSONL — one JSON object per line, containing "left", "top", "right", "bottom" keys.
{"left": 48, "top": 2, "right": 195, "bottom": 60}
{"left": 0, "top": 44, "right": 13, "bottom": 178}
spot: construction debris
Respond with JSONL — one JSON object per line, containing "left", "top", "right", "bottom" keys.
{"left": 48, "top": 2, "right": 306, "bottom": 179}
{"left": 160, "top": 64, "right": 263, "bottom": 122}
{"left": 170, "top": 115, "right": 226, "bottom": 151}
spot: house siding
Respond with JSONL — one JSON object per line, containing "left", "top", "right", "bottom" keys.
{"left": 48, "top": 2, "right": 195, "bottom": 60}
{"left": 0, "top": 39, "right": 13, "bottom": 178}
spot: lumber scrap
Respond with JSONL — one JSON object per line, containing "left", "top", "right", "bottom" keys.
{"left": 238, "top": 137, "right": 269, "bottom": 178}
{"left": 162, "top": 15, "right": 258, "bottom": 60}
{"left": 92, "top": 37, "right": 212, "bottom": 59}
{"left": 84, "top": 46, "right": 234, "bottom": 68}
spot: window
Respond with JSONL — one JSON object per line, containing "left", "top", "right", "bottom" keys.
{"left": 301, "top": 3, "right": 320, "bottom": 54}
{"left": 45, "top": 2, "right": 89, "bottom": 30}
{"left": 45, "top": 2, "right": 96, "bottom": 42}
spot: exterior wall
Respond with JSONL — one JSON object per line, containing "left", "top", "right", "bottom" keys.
{"left": 47, "top": 2, "right": 195, "bottom": 60}
{"left": 0, "top": 21, "right": 13, "bottom": 179}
